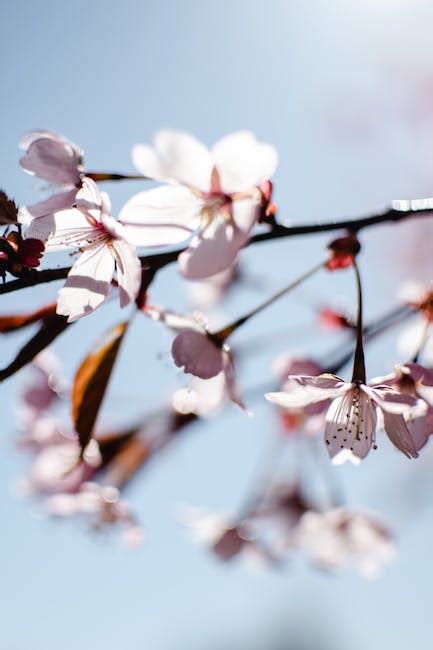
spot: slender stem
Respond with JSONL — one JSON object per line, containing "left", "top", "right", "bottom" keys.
{"left": 86, "top": 171, "right": 149, "bottom": 182}
{"left": 351, "top": 261, "right": 366, "bottom": 384}
{"left": 0, "top": 203, "right": 432, "bottom": 296}
{"left": 213, "top": 260, "right": 324, "bottom": 341}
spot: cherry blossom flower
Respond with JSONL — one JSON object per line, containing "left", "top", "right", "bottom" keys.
{"left": 296, "top": 508, "right": 395, "bottom": 578}
{"left": 25, "top": 178, "right": 141, "bottom": 321}
{"left": 270, "top": 356, "right": 330, "bottom": 435}
{"left": 266, "top": 374, "right": 422, "bottom": 464}
{"left": 120, "top": 130, "right": 278, "bottom": 279}
{"left": 46, "top": 482, "right": 143, "bottom": 547}
{"left": 371, "top": 363, "right": 433, "bottom": 451}
{"left": 179, "top": 505, "right": 276, "bottom": 567}
{"left": 147, "top": 307, "right": 245, "bottom": 409}
{"left": 19, "top": 130, "right": 87, "bottom": 220}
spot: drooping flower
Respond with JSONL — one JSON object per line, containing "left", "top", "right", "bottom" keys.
{"left": 19, "top": 130, "right": 87, "bottom": 220}
{"left": 119, "top": 130, "right": 278, "bottom": 279}
{"left": 296, "top": 508, "right": 395, "bottom": 578}
{"left": 25, "top": 178, "right": 142, "bottom": 321}
{"left": 266, "top": 374, "right": 423, "bottom": 464}
{"left": 371, "top": 363, "right": 433, "bottom": 451}
{"left": 147, "top": 306, "right": 245, "bottom": 409}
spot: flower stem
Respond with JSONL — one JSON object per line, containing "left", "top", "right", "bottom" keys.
{"left": 213, "top": 260, "right": 325, "bottom": 342}
{"left": 351, "top": 260, "right": 366, "bottom": 384}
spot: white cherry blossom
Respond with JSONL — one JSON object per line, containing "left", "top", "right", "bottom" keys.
{"left": 120, "top": 130, "right": 278, "bottom": 279}
{"left": 25, "top": 178, "right": 141, "bottom": 321}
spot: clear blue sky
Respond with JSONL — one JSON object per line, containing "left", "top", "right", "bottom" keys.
{"left": 1, "top": 2, "right": 433, "bottom": 649}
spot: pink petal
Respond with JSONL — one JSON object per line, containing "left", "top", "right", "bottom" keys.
{"left": 222, "top": 353, "right": 246, "bottom": 411}
{"left": 266, "top": 375, "right": 348, "bottom": 409}
{"left": 172, "top": 330, "right": 224, "bottom": 379}
{"left": 381, "top": 412, "right": 418, "bottom": 458}
{"left": 403, "top": 363, "right": 433, "bottom": 387}
{"left": 56, "top": 244, "right": 115, "bottom": 321}
{"left": 119, "top": 185, "right": 202, "bottom": 247}
{"left": 211, "top": 131, "right": 278, "bottom": 193}
{"left": 406, "top": 409, "right": 433, "bottom": 452}
{"left": 75, "top": 177, "right": 103, "bottom": 222}
{"left": 110, "top": 240, "right": 142, "bottom": 307}
{"left": 363, "top": 385, "right": 421, "bottom": 415}
{"left": 132, "top": 130, "right": 213, "bottom": 192}
{"left": 20, "top": 131, "right": 83, "bottom": 186}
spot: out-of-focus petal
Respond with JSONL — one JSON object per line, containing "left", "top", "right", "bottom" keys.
{"left": 110, "top": 239, "right": 142, "bottom": 307}
{"left": 56, "top": 244, "right": 115, "bottom": 321}
{"left": 381, "top": 411, "right": 418, "bottom": 458}
{"left": 172, "top": 330, "right": 224, "bottom": 379}
{"left": 132, "top": 129, "right": 213, "bottom": 191}
{"left": 212, "top": 131, "right": 278, "bottom": 193}
{"left": 119, "top": 185, "right": 202, "bottom": 246}
{"left": 20, "top": 131, "right": 83, "bottom": 185}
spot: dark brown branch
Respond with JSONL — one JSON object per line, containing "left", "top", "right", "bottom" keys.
{"left": 0, "top": 205, "right": 431, "bottom": 296}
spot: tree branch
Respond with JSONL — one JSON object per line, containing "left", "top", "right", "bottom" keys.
{"left": 0, "top": 204, "right": 431, "bottom": 296}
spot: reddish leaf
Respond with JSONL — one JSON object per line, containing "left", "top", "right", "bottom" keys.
{"left": 0, "top": 303, "right": 57, "bottom": 333}
{"left": 0, "top": 314, "right": 70, "bottom": 381}
{"left": 72, "top": 321, "right": 129, "bottom": 453}
{"left": 0, "top": 190, "right": 18, "bottom": 225}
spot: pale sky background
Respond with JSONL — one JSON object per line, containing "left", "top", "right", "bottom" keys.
{"left": 1, "top": 2, "right": 433, "bottom": 649}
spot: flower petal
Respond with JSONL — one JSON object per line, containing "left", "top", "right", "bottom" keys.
{"left": 325, "top": 388, "right": 377, "bottom": 463}
{"left": 266, "top": 375, "right": 348, "bottom": 409}
{"left": 178, "top": 213, "right": 247, "bottom": 279}
{"left": 171, "top": 330, "right": 224, "bottom": 379}
{"left": 119, "top": 185, "right": 202, "bottom": 246}
{"left": 56, "top": 244, "right": 115, "bottom": 321}
{"left": 211, "top": 131, "right": 278, "bottom": 193}
{"left": 20, "top": 131, "right": 83, "bottom": 185}
{"left": 363, "top": 384, "right": 421, "bottom": 415}
{"left": 25, "top": 208, "right": 100, "bottom": 250}
{"left": 110, "top": 239, "right": 142, "bottom": 308}
{"left": 132, "top": 130, "right": 213, "bottom": 191}
{"left": 381, "top": 411, "right": 418, "bottom": 458}
{"left": 20, "top": 189, "right": 79, "bottom": 221}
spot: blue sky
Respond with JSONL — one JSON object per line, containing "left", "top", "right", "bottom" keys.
{"left": 1, "top": 1, "right": 433, "bottom": 649}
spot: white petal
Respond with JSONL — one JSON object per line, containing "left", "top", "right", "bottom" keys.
{"left": 211, "top": 131, "right": 278, "bottom": 193}
{"left": 266, "top": 375, "right": 349, "bottom": 409}
{"left": 56, "top": 244, "right": 115, "bottom": 321}
{"left": 75, "top": 177, "right": 103, "bottom": 222}
{"left": 21, "top": 189, "right": 79, "bottom": 220}
{"left": 178, "top": 212, "right": 250, "bottom": 280}
{"left": 25, "top": 209, "right": 101, "bottom": 250}
{"left": 132, "top": 129, "right": 213, "bottom": 191}
{"left": 119, "top": 185, "right": 202, "bottom": 246}
{"left": 19, "top": 131, "right": 83, "bottom": 185}
{"left": 110, "top": 240, "right": 142, "bottom": 307}
{"left": 325, "top": 388, "right": 377, "bottom": 462}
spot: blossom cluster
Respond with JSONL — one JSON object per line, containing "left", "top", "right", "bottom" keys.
{"left": 0, "top": 126, "right": 432, "bottom": 576}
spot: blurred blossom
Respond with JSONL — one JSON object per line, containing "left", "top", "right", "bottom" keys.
{"left": 46, "top": 482, "right": 143, "bottom": 547}
{"left": 296, "top": 508, "right": 395, "bottom": 579}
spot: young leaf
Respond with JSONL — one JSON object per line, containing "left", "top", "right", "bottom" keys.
{"left": 0, "top": 314, "right": 70, "bottom": 381}
{"left": 0, "top": 190, "right": 18, "bottom": 225}
{"left": 72, "top": 321, "right": 129, "bottom": 454}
